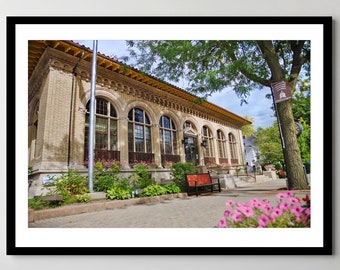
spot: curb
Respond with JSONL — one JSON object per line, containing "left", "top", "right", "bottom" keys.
{"left": 28, "top": 192, "right": 188, "bottom": 223}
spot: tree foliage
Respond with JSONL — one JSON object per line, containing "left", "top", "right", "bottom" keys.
{"left": 292, "top": 78, "right": 310, "bottom": 125}
{"left": 241, "top": 115, "right": 255, "bottom": 138}
{"left": 254, "top": 124, "right": 283, "bottom": 165}
{"left": 297, "top": 118, "right": 311, "bottom": 164}
{"left": 126, "top": 40, "right": 310, "bottom": 190}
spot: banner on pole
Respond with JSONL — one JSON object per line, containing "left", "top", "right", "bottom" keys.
{"left": 271, "top": 81, "right": 292, "bottom": 103}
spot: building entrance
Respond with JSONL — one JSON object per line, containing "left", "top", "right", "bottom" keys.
{"left": 183, "top": 135, "right": 199, "bottom": 165}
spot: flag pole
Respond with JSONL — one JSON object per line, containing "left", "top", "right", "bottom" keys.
{"left": 270, "top": 85, "right": 285, "bottom": 150}
{"left": 88, "top": 40, "right": 98, "bottom": 193}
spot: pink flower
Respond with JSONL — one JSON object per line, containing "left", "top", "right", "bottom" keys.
{"left": 262, "top": 204, "right": 273, "bottom": 213}
{"left": 226, "top": 200, "right": 234, "bottom": 207}
{"left": 238, "top": 206, "right": 254, "bottom": 218}
{"left": 277, "top": 202, "right": 290, "bottom": 211}
{"left": 217, "top": 218, "right": 227, "bottom": 228}
{"left": 271, "top": 208, "right": 283, "bottom": 218}
{"left": 304, "top": 207, "right": 311, "bottom": 216}
{"left": 284, "top": 190, "right": 294, "bottom": 197}
{"left": 224, "top": 209, "right": 232, "bottom": 217}
{"left": 236, "top": 202, "right": 248, "bottom": 208}
{"left": 217, "top": 191, "right": 311, "bottom": 228}
{"left": 290, "top": 205, "right": 304, "bottom": 216}
{"left": 252, "top": 201, "right": 265, "bottom": 210}
{"left": 276, "top": 192, "right": 287, "bottom": 199}
{"left": 288, "top": 197, "right": 300, "bottom": 205}
{"left": 258, "top": 214, "right": 270, "bottom": 227}
{"left": 232, "top": 213, "right": 243, "bottom": 222}
{"left": 249, "top": 198, "right": 259, "bottom": 207}
{"left": 295, "top": 214, "right": 302, "bottom": 222}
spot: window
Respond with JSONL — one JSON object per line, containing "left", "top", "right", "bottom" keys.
{"left": 202, "top": 126, "right": 214, "bottom": 157}
{"left": 159, "top": 115, "right": 177, "bottom": 155}
{"left": 228, "top": 132, "right": 237, "bottom": 162}
{"left": 217, "top": 130, "right": 227, "bottom": 158}
{"left": 128, "top": 108, "right": 152, "bottom": 153}
{"left": 84, "top": 98, "right": 118, "bottom": 155}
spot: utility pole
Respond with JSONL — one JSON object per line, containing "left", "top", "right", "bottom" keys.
{"left": 88, "top": 40, "right": 98, "bottom": 193}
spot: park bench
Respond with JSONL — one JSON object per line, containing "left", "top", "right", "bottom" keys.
{"left": 185, "top": 172, "right": 221, "bottom": 196}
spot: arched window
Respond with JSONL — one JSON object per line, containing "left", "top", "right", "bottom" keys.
{"left": 202, "top": 126, "right": 216, "bottom": 164}
{"left": 228, "top": 132, "right": 238, "bottom": 164}
{"left": 159, "top": 116, "right": 180, "bottom": 165}
{"left": 159, "top": 115, "right": 177, "bottom": 155}
{"left": 84, "top": 98, "right": 118, "bottom": 160}
{"left": 217, "top": 129, "right": 228, "bottom": 164}
{"left": 128, "top": 108, "right": 153, "bottom": 163}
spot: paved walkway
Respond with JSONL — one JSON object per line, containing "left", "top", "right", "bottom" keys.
{"left": 28, "top": 179, "right": 310, "bottom": 228}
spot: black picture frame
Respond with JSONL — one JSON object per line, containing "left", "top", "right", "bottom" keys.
{"left": 7, "top": 16, "right": 332, "bottom": 255}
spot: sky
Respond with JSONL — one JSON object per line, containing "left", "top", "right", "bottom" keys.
{"left": 74, "top": 40, "right": 276, "bottom": 129}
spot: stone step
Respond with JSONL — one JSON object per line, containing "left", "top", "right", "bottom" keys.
{"left": 218, "top": 173, "right": 275, "bottom": 189}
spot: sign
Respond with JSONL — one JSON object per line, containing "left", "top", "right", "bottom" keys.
{"left": 271, "top": 81, "right": 292, "bottom": 103}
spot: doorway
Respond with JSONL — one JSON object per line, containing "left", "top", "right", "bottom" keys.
{"left": 183, "top": 135, "right": 199, "bottom": 165}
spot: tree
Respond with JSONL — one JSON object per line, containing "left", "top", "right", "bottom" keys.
{"left": 241, "top": 115, "right": 255, "bottom": 139}
{"left": 126, "top": 40, "right": 310, "bottom": 189}
{"left": 292, "top": 79, "right": 311, "bottom": 167}
{"left": 254, "top": 124, "right": 283, "bottom": 166}
{"left": 292, "top": 79, "right": 310, "bottom": 126}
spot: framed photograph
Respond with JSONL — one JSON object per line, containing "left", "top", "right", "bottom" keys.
{"left": 7, "top": 16, "right": 332, "bottom": 255}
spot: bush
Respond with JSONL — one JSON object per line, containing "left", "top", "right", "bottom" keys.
{"left": 163, "top": 183, "right": 181, "bottom": 194}
{"left": 75, "top": 194, "right": 91, "bottom": 203}
{"left": 170, "top": 162, "right": 197, "bottom": 192}
{"left": 42, "top": 170, "right": 90, "bottom": 206}
{"left": 94, "top": 173, "right": 119, "bottom": 192}
{"left": 141, "top": 184, "right": 167, "bottom": 197}
{"left": 28, "top": 196, "right": 49, "bottom": 210}
{"left": 93, "top": 160, "right": 123, "bottom": 191}
{"left": 130, "top": 163, "right": 155, "bottom": 189}
{"left": 44, "top": 170, "right": 89, "bottom": 199}
{"left": 106, "top": 187, "right": 132, "bottom": 200}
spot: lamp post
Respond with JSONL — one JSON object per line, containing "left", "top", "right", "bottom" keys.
{"left": 88, "top": 40, "right": 98, "bottom": 193}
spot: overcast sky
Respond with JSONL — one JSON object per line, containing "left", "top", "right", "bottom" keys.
{"left": 74, "top": 40, "right": 275, "bottom": 129}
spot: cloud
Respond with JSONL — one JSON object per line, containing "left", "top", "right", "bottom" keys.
{"left": 208, "top": 88, "right": 275, "bottom": 129}
{"left": 75, "top": 40, "right": 275, "bottom": 129}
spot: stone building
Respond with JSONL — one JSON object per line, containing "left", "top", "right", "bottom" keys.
{"left": 28, "top": 40, "right": 251, "bottom": 195}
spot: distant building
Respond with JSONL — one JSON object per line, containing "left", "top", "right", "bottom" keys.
{"left": 243, "top": 134, "right": 260, "bottom": 170}
{"left": 28, "top": 40, "right": 251, "bottom": 194}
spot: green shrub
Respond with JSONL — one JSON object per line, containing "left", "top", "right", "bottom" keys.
{"left": 94, "top": 173, "right": 118, "bottom": 192}
{"left": 130, "top": 163, "right": 155, "bottom": 189}
{"left": 43, "top": 169, "right": 89, "bottom": 204}
{"left": 141, "top": 184, "right": 167, "bottom": 197}
{"left": 170, "top": 162, "right": 197, "bottom": 192}
{"left": 106, "top": 187, "right": 132, "bottom": 200}
{"left": 93, "top": 160, "right": 123, "bottom": 191}
{"left": 163, "top": 183, "right": 181, "bottom": 194}
{"left": 76, "top": 194, "right": 91, "bottom": 203}
{"left": 28, "top": 196, "right": 49, "bottom": 210}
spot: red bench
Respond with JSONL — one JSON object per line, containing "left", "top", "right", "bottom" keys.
{"left": 185, "top": 172, "right": 221, "bottom": 196}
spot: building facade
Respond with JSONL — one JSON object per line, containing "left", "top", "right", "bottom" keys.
{"left": 28, "top": 40, "right": 251, "bottom": 194}
{"left": 243, "top": 134, "right": 260, "bottom": 171}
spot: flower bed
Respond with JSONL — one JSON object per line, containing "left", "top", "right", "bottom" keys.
{"left": 217, "top": 190, "right": 310, "bottom": 228}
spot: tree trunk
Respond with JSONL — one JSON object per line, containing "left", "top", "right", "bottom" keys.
{"left": 257, "top": 41, "right": 309, "bottom": 190}
{"left": 277, "top": 100, "right": 309, "bottom": 190}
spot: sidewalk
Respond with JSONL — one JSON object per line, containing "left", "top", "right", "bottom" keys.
{"left": 28, "top": 179, "right": 310, "bottom": 228}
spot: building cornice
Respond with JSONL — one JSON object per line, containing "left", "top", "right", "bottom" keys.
{"left": 28, "top": 40, "right": 252, "bottom": 127}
